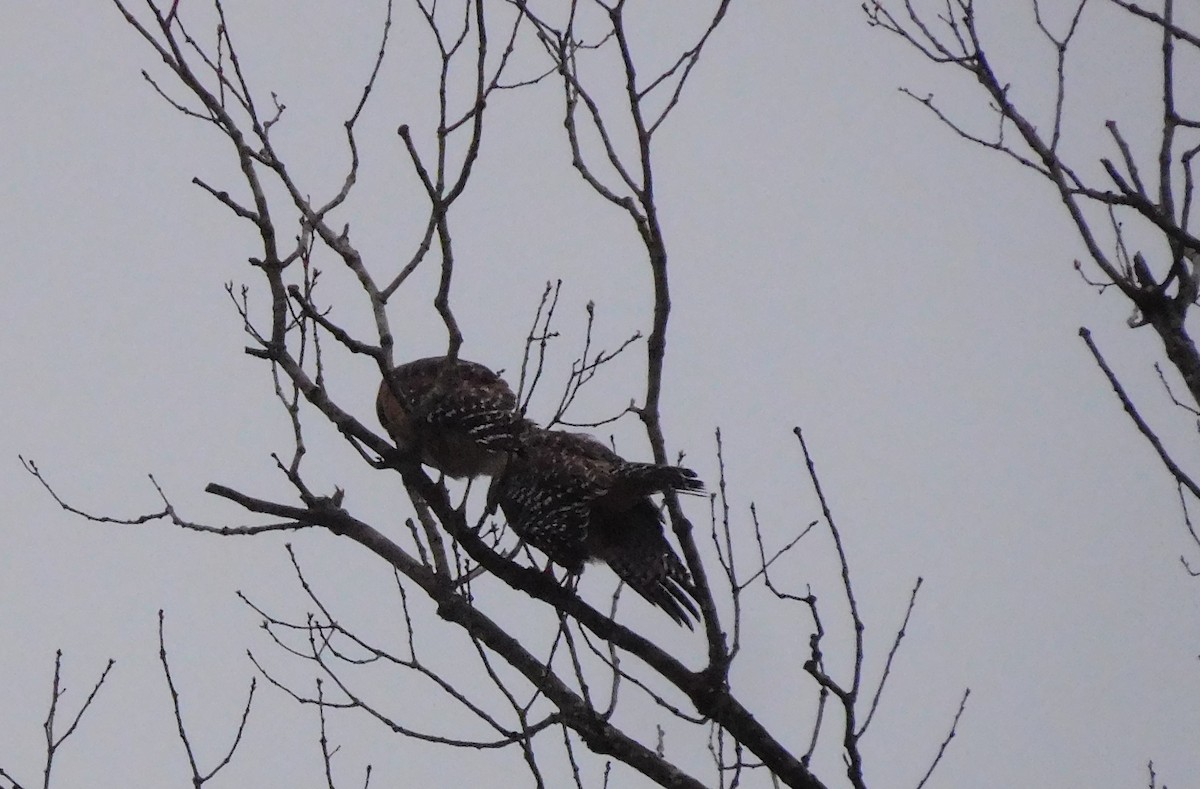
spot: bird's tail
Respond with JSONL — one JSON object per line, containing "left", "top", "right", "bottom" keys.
{"left": 592, "top": 500, "right": 701, "bottom": 629}
{"left": 620, "top": 462, "right": 706, "bottom": 497}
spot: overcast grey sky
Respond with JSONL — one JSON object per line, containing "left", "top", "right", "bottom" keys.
{"left": 2, "top": 2, "right": 1198, "bottom": 787}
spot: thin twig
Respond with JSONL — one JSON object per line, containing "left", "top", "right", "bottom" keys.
{"left": 915, "top": 688, "right": 971, "bottom": 789}
{"left": 1079, "top": 327, "right": 1200, "bottom": 499}
{"left": 159, "top": 610, "right": 256, "bottom": 787}
{"left": 40, "top": 651, "right": 115, "bottom": 789}
{"left": 858, "top": 577, "right": 923, "bottom": 737}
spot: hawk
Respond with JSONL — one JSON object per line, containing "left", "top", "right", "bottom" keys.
{"left": 376, "top": 356, "right": 525, "bottom": 478}
{"left": 490, "top": 427, "right": 705, "bottom": 628}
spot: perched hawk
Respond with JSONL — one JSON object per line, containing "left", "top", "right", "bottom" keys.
{"left": 490, "top": 427, "right": 705, "bottom": 628}
{"left": 376, "top": 356, "right": 525, "bottom": 478}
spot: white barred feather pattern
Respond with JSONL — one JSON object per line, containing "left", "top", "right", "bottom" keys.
{"left": 376, "top": 356, "right": 524, "bottom": 478}
{"left": 490, "top": 428, "right": 705, "bottom": 628}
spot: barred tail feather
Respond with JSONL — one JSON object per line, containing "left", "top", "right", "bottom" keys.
{"left": 628, "top": 572, "right": 700, "bottom": 630}
{"left": 593, "top": 500, "right": 702, "bottom": 628}
{"left": 620, "top": 463, "right": 706, "bottom": 496}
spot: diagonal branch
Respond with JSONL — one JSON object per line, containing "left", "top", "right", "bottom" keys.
{"left": 1079, "top": 327, "right": 1200, "bottom": 500}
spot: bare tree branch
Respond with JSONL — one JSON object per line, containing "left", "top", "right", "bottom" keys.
{"left": 40, "top": 650, "right": 115, "bottom": 789}
{"left": 159, "top": 610, "right": 256, "bottom": 787}
{"left": 1079, "top": 327, "right": 1200, "bottom": 500}
{"left": 858, "top": 577, "right": 923, "bottom": 738}
{"left": 915, "top": 688, "right": 971, "bottom": 789}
